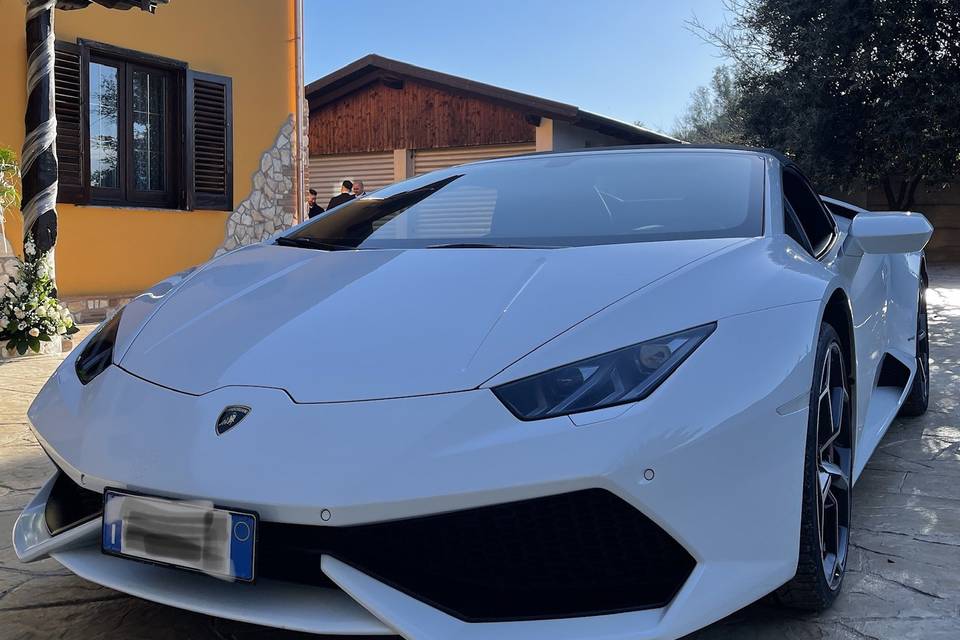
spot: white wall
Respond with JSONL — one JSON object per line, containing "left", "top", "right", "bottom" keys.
{"left": 551, "top": 120, "right": 633, "bottom": 150}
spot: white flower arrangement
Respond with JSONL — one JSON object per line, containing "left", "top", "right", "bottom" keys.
{"left": 0, "top": 234, "right": 78, "bottom": 355}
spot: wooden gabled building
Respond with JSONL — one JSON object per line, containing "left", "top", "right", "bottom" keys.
{"left": 306, "top": 54, "right": 679, "bottom": 196}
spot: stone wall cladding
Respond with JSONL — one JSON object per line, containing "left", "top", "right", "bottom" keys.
{"left": 62, "top": 295, "right": 134, "bottom": 324}
{"left": 216, "top": 115, "right": 297, "bottom": 256}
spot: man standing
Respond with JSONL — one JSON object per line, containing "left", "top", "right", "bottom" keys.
{"left": 307, "top": 189, "right": 324, "bottom": 219}
{"left": 326, "top": 180, "right": 355, "bottom": 210}
{"left": 352, "top": 180, "right": 367, "bottom": 198}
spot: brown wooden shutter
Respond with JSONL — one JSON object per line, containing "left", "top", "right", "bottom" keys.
{"left": 54, "top": 40, "right": 87, "bottom": 204}
{"left": 187, "top": 70, "right": 233, "bottom": 211}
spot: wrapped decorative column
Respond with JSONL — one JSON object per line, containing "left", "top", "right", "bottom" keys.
{"left": 20, "top": 0, "right": 59, "bottom": 260}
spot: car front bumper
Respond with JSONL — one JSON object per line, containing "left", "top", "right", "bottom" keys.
{"left": 16, "top": 301, "right": 821, "bottom": 639}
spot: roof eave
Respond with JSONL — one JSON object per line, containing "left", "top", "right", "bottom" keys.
{"left": 574, "top": 110, "right": 683, "bottom": 145}
{"left": 306, "top": 54, "right": 579, "bottom": 119}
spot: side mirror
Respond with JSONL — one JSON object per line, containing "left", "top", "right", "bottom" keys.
{"left": 843, "top": 211, "right": 933, "bottom": 257}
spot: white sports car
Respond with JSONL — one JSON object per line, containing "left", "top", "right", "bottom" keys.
{"left": 15, "top": 146, "right": 932, "bottom": 639}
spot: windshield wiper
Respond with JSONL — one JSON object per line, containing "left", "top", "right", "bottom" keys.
{"left": 426, "top": 242, "right": 560, "bottom": 249}
{"left": 275, "top": 236, "right": 355, "bottom": 251}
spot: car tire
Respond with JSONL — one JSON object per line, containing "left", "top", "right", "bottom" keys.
{"left": 899, "top": 278, "right": 929, "bottom": 417}
{"left": 776, "top": 322, "right": 852, "bottom": 611}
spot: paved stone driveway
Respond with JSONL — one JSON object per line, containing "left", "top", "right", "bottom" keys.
{"left": 1, "top": 267, "right": 959, "bottom": 639}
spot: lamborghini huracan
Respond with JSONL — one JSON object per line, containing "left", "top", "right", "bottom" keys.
{"left": 15, "top": 146, "right": 933, "bottom": 639}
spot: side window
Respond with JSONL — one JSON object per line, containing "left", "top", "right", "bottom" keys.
{"left": 782, "top": 169, "right": 835, "bottom": 256}
{"left": 783, "top": 200, "right": 812, "bottom": 252}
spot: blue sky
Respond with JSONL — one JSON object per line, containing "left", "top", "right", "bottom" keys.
{"left": 303, "top": 0, "right": 729, "bottom": 135}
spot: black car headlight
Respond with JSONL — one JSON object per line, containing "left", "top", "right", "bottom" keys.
{"left": 493, "top": 323, "right": 716, "bottom": 420}
{"left": 75, "top": 308, "right": 124, "bottom": 385}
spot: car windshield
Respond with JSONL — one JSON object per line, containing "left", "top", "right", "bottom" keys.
{"left": 285, "top": 150, "right": 765, "bottom": 250}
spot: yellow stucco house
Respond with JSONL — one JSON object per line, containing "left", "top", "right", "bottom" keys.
{"left": 1, "top": 0, "right": 305, "bottom": 319}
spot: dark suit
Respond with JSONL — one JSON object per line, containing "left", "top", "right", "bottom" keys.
{"left": 308, "top": 203, "right": 325, "bottom": 219}
{"left": 326, "top": 192, "right": 355, "bottom": 210}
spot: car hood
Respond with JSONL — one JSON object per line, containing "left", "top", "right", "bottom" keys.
{"left": 119, "top": 239, "right": 743, "bottom": 402}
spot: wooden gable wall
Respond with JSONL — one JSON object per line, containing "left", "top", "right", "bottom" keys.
{"left": 309, "top": 78, "right": 536, "bottom": 155}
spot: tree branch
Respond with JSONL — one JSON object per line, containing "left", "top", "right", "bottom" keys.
{"left": 881, "top": 175, "right": 897, "bottom": 210}
{"left": 904, "top": 174, "right": 924, "bottom": 211}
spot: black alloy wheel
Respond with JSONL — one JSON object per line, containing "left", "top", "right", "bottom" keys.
{"left": 777, "top": 323, "right": 852, "bottom": 610}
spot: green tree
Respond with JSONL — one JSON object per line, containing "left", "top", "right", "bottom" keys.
{"left": 0, "top": 146, "right": 20, "bottom": 255}
{"left": 672, "top": 66, "right": 745, "bottom": 144}
{"left": 689, "top": 0, "right": 960, "bottom": 209}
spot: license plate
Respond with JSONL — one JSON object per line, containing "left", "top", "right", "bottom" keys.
{"left": 101, "top": 490, "right": 256, "bottom": 582}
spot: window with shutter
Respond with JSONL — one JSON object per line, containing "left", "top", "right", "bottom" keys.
{"left": 54, "top": 41, "right": 86, "bottom": 204}
{"left": 50, "top": 40, "right": 233, "bottom": 212}
{"left": 187, "top": 71, "right": 233, "bottom": 211}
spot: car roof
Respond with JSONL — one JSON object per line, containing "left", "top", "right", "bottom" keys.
{"left": 473, "top": 143, "right": 795, "bottom": 169}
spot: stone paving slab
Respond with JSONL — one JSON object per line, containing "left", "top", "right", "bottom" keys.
{"left": 2, "top": 269, "right": 960, "bottom": 639}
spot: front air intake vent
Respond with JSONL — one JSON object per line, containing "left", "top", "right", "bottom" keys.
{"left": 257, "top": 489, "right": 696, "bottom": 621}
{"left": 45, "top": 471, "right": 103, "bottom": 536}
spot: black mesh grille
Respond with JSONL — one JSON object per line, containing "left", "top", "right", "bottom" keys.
{"left": 258, "top": 489, "right": 695, "bottom": 621}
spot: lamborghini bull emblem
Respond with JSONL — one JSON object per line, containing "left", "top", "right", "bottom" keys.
{"left": 216, "top": 406, "right": 251, "bottom": 435}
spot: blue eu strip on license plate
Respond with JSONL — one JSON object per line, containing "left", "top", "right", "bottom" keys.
{"left": 102, "top": 490, "right": 256, "bottom": 582}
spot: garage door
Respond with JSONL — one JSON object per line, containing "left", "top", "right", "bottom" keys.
{"left": 413, "top": 143, "right": 536, "bottom": 176}
{"left": 308, "top": 151, "right": 394, "bottom": 198}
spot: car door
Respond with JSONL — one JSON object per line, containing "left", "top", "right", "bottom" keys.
{"left": 781, "top": 167, "right": 887, "bottom": 451}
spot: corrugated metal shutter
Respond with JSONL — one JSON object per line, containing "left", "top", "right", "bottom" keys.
{"left": 413, "top": 143, "right": 536, "bottom": 176}
{"left": 308, "top": 152, "right": 394, "bottom": 198}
